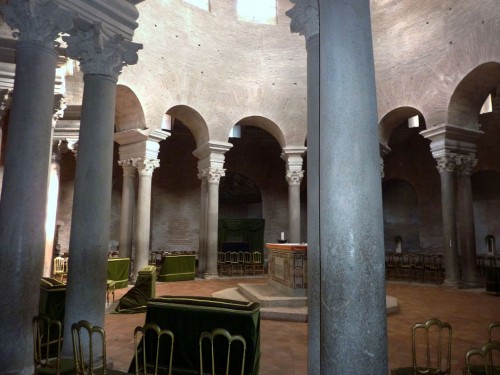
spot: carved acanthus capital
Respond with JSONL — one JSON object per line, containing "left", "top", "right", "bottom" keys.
{"left": 456, "top": 155, "right": 478, "bottom": 176}
{"left": 118, "top": 159, "right": 136, "bottom": 177}
{"left": 132, "top": 158, "right": 159, "bottom": 176}
{"left": 0, "top": 0, "right": 74, "bottom": 47}
{"left": 0, "top": 89, "right": 13, "bottom": 118}
{"left": 286, "top": 0, "right": 319, "bottom": 40}
{"left": 63, "top": 22, "right": 142, "bottom": 79}
{"left": 435, "top": 154, "right": 461, "bottom": 174}
{"left": 198, "top": 168, "right": 225, "bottom": 184}
{"left": 52, "top": 94, "right": 66, "bottom": 127}
{"left": 286, "top": 170, "right": 304, "bottom": 186}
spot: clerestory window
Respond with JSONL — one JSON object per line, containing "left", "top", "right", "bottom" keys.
{"left": 237, "top": 0, "right": 277, "bottom": 25}
{"left": 183, "top": 0, "right": 210, "bottom": 11}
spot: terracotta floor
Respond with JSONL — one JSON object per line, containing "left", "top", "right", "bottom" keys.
{"left": 104, "top": 277, "right": 499, "bottom": 375}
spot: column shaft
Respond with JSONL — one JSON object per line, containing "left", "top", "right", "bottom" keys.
{"left": 119, "top": 161, "right": 136, "bottom": 260}
{"left": 288, "top": 182, "right": 301, "bottom": 243}
{"left": 319, "top": 0, "right": 388, "bottom": 373}
{"left": 306, "top": 33, "right": 320, "bottom": 375}
{"left": 0, "top": 41, "right": 58, "bottom": 374}
{"left": 205, "top": 180, "right": 220, "bottom": 278}
{"left": 458, "top": 170, "right": 479, "bottom": 287}
{"left": 439, "top": 170, "right": 461, "bottom": 286}
{"left": 198, "top": 179, "right": 208, "bottom": 276}
{"left": 63, "top": 74, "right": 116, "bottom": 352}
{"left": 134, "top": 170, "right": 153, "bottom": 276}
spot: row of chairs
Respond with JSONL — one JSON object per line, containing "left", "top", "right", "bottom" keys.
{"left": 34, "top": 314, "right": 247, "bottom": 375}
{"left": 385, "top": 253, "right": 444, "bottom": 283}
{"left": 390, "top": 318, "right": 500, "bottom": 375}
{"left": 218, "top": 251, "right": 264, "bottom": 276}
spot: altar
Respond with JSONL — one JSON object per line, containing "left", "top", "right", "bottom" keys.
{"left": 266, "top": 243, "right": 307, "bottom": 297}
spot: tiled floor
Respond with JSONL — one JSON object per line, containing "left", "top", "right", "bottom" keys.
{"left": 104, "top": 277, "right": 499, "bottom": 375}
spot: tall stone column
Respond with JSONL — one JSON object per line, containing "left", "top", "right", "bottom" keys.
{"left": 436, "top": 155, "right": 461, "bottom": 286}
{"left": 197, "top": 176, "right": 208, "bottom": 276}
{"left": 319, "top": 0, "right": 388, "bottom": 373}
{"left": 132, "top": 158, "right": 159, "bottom": 279}
{"left": 118, "top": 159, "right": 136, "bottom": 260}
{"left": 62, "top": 24, "right": 141, "bottom": 355}
{"left": 202, "top": 168, "right": 224, "bottom": 278}
{"left": 282, "top": 147, "right": 306, "bottom": 244}
{"left": 457, "top": 155, "right": 480, "bottom": 287}
{"left": 193, "top": 141, "right": 232, "bottom": 278}
{"left": 0, "top": 1, "right": 73, "bottom": 373}
{"left": 286, "top": 2, "right": 319, "bottom": 373}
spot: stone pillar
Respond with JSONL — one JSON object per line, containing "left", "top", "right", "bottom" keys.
{"left": 197, "top": 177, "right": 208, "bottom": 276}
{"left": 0, "top": 1, "right": 73, "bottom": 373}
{"left": 457, "top": 155, "right": 480, "bottom": 287}
{"left": 118, "top": 159, "right": 136, "bottom": 260}
{"left": 286, "top": 1, "right": 319, "bottom": 373}
{"left": 421, "top": 123, "right": 483, "bottom": 287}
{"left": 435, "top": 155, "right": 461, "bottom": 286}
{"left": 193, "top": 141, "right": 232, "bottom": 278}
{"left": 319, "top": 0, "right": 388, "bottom": 373}
{"left": 61, "top": 24, "right": 141, "bottom": 355}
{"left": 132, "top": 158, "right": 159, "bottom": 279}
{"left": 0, "top": 89, "right": 13, "bottom": 166}
{"left": 282, "top": 147, "right": 306, "bottom": 244}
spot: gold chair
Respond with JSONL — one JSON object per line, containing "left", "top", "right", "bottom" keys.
{"left": 199, "top": 328, "right": 246, "bottom": 375}
{"left": 230, "top": 252, "right": 243, "bottom": 276}
{"left": 71, "top": 320, "right": 127, "bottom": 375}
{"left": 133, "top": 323, "right": 174, "bottom": 375}
{"left": 391, "top": 317, "right": 452, "bottom": 375}
{"left": 397, "top": 253, "right": 413, "bottom": 280}
{"left": 33, "top": 314, "right": 75, "bottom": 375}
{"left": 463, "top": 340, "right": 500, "bottom": 375}
{"left": 489, "top": 323, "right": 500, "bottom": 342}
{"left": 243, "top": 251, "right": 252, "bottom": 275}
{"left": 53, "top": 256, "right": 67, "bottom": 283}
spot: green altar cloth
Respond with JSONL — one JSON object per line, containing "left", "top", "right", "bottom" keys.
{"left": 115, "top": 265, "right": 157, "bottom": 314}
{"left": 128, "top": 296, "right": 260, "bottom": 375}
{"left": 158, "top": 254, "right": 196, "bottom": 282}
{"left": 39, "top": 277, "right": 66, "bottom": 323}
{"left": 107, "top": 257, "right": 130, "bottom": 288}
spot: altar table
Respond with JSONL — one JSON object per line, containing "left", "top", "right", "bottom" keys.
{"left": 107, "top": 257, "right": 130, "bottom": 288}
{"left": 266, "top": 243, "right": 307, "bottom": 296}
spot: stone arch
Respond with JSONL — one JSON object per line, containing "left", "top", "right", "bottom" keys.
{"left": 166, "top": 105, "right": 209, "bottom": 148}
{"left": 115, "top": 85, "right": 146, "bottom": 131}
{"left": 448, "top": 62, "right": 500, "bottom": 127}
{"left": 379, "top": 106, "right": 425, "bottom": 148}
{"left": 232, "top": 115, "right": 286, "bottom": 148}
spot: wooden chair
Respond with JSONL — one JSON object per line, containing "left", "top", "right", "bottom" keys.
{"left": 463, "top": 340, "right": 500, "bottom": 375}
{"left": 391, "top": 317, "right": 452, "bottom": 375}
{"left": 71, "top": 320, "right": 127, "bottom": 374}
{"left": 385, "top": 253, "right": 398, "bottom": 280}
{"left": 199, "top": 328, "right": 246, "bottom": 375}
{"left": 424, "top": 254, "right": 443, "bottom": 284}
{"left": 412, "top": 254, "right": 425, "bottom": 282}
{"left": 230, "top": 252, "right": 244, "bottom": 276}
{"left": 53, "top": 256, "right": 67, "bottom": 283}
{"left": 397, "top": 253, "right": 413, "bottom": 280}
{"left": 242, "top": 251, "right": 252, "bottom": 275}
{"left": 133, "top": 323, "right": 174, "bottom": 375}
{"left": 218, "top": 252, "right": 232, "bottom": 276}
{"left": 33, "top": 314, "right": 75, "bottom": 375}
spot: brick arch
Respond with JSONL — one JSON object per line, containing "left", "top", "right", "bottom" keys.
{"left": 115, "top": 85, "right": 146, "bottom": 131}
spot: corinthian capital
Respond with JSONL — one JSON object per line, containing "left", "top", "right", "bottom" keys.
{"left": 286, "top": 170, "right": 304, "bottom": 186}
{"left": 63, "top": 22, "right": 142, "bottom": 79}
{"left": 435, "top": 154, "right": 461, "bottom": 174}
{"left": 286, "top": 0, "right": 319, "bottom": 40}
{"left": 198, "top": 168, "right": 225, "bottom": 184}
{"left": 0, "top": 0, "right": 74, "bottom": 47}
{"left": 118, "top": 159, "right": 136, "bottom": 177}
{"left": 0, "top": 89, "right": 12, "bottom": 119}
{"left": 456, "top": 155, "right": 478, "bottom": 176}
{"left": 52, "top": 94, "right": 66, "bottom": 127}
{"left": 132, "top": 158, "right": 159, "bottom": 176}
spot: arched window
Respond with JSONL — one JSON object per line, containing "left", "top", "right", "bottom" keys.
{"left": 485, "top": 235, "right": 495, "bottom": 255}
{"left": 237, "top": 0, "right": 276, "bottom": 25}
{"left": 182, "top": 0, "right": 210, "bottom": 11}
{"left": 394, "top": 235, "right": 403, "bottom": 253}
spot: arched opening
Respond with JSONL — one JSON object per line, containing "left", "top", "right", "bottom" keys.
{"left": 485, "top": 235, "right": 496, "bottom": 255}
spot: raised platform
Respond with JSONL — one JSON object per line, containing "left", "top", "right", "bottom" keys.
{"left": 213, "top": 282, "right": 399, "bottom": 323}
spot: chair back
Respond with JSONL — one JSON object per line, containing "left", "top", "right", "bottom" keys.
{"left": 464, "top": 340, "right": 500, "bottom": 375}
{"left": 411, "top": 318, "right": 452, "bottom": 375}
{"left": 33, "top": 314, "right": 75, "bottom": 375}
{"left": 133, "top": 323, "right": 174, "bottom": 375}
{"left": 71, "top": 320, "right": 109, "bottom": 375}
{"left": 199, "top": 328, "right": 247, "bottom": 375}
{"left": 252, "top": 252, "right": 262, "bottom": 265}
{"left": 489, "top": 322, "right": 500, "bottom": 342}
{"left": 53, "top": 257, "right": 67, "bottom": 281}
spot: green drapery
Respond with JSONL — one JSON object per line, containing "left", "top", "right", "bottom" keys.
{"left": 128, "top": 296, "right": 260, "bottom": 375}
{"left": 158, "top": 255, "right": 196, "bottom": 282}
{"left": 218, "top": 219, "right": 265, "bottom": 252}
{"left": 107, "top": 257, "right": 130, "bottom": 288}
{"left": 114, "top": 265, "right": 157, "bottom": 314}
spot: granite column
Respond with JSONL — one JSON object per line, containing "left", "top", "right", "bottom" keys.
{"left": 62, "top": 25, "right": 141, "bottom": 356}
{"left": 197, "top": 177, "right": 208, "bottom": 276}
{"left": 118, "top": 159, "right": 136, "bottom": 260}
{"left": 319, "top": 0, "right": 388, "bottom": 373}
{"left": 0, "top": 1, "right": 73, "bottom": 372}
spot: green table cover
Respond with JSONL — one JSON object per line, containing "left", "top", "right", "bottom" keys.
{"left": 107, "top": 257, "right": 130, "bottom": 288}
{"left": 39, "top": 277, "right": 66, "bottom": 323}
{"left": 128, "top": 296, "right": 260, "bottom": 375}
{"left": 158, "top": 255, "right": 196, "bottom": 282}
{"left": 115, "top": 265, "right": 157, "bottom": 314}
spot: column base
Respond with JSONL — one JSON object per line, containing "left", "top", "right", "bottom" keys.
{"left": 461, "top": 279, "right": 483, "bottom": 289}
{"left": 443, "top": 278, "right": 462, "bottom": 288}
{"left": 203, "top": 272, "right": 219, "bottom": 280}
